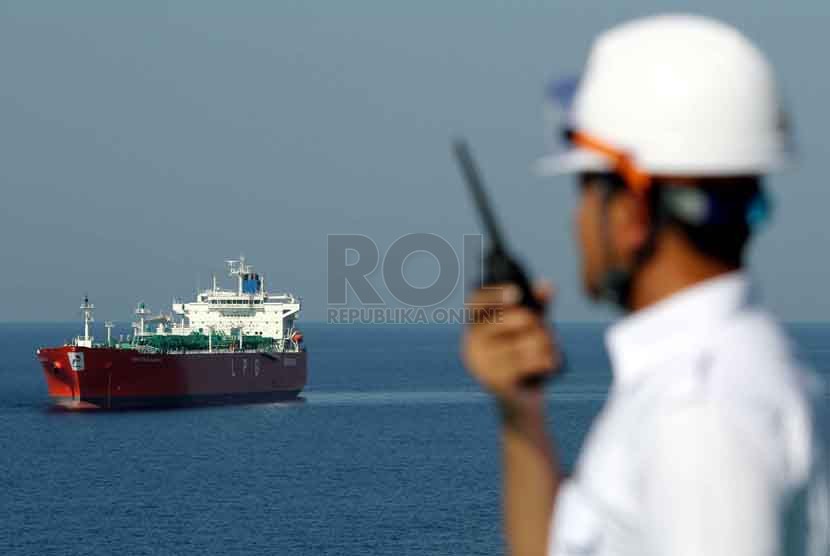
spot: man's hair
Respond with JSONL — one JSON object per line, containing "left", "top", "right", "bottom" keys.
{"left": 650, "top": 176, "right": 763, "bottom": 268}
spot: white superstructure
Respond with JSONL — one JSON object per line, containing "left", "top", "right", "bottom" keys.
{"left": 132, "top": 257, "right": 302, "bottom": 350}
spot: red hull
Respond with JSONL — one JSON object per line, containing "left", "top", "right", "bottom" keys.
{"left": 36, "top": 346, "right": 307, "bottom": 410}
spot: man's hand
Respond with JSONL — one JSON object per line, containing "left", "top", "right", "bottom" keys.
{"left": 463, "top": 282, "right": 560, "bottom": 406}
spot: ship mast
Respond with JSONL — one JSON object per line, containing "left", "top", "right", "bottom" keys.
{"left": 78, "top": 295, "right": 95, "bottom": 348}
{"left": 105, "top": 321, "right": 114, "bottom": 346}
{"left": 134, "top": 302, "right": 150, "bottom": 337}
{"left": 227, "top": 255, "right": 253, "bottom": 296}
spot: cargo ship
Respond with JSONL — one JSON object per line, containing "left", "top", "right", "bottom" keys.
{"left": 36, "top": 258, "right": 307, "bottom": 410}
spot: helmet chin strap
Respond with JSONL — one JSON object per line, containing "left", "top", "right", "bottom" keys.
{"left": 596, "top": 183, "right": 633, "bottom": 308}
{"left": 595, "top": 179, "right": 658, "bottom": 311}
{"left": 598, "top": 268, "right": 633, "bottom": 309}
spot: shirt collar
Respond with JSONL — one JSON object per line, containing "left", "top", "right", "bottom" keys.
{"left": 605, "top": 271, "right": 752, "bottom": 385}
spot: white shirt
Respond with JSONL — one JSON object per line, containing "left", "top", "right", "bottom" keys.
{"left": 549, "top": 273, "right": 829, "bottom": 556}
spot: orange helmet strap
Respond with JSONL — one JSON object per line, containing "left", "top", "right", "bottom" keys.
{"left": 568, "top": 130, "right": 651, "bottom": 194}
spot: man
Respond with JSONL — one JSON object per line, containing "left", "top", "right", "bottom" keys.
{"left": 463, "top": 14, "right": 828, "bottom": 556}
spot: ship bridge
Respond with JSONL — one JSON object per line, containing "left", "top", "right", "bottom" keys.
{"left": 134, "top": 257, "right": 301, "bottom": 348}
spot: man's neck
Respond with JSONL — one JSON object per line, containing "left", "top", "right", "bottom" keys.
{"left": 627, "top": 232, "right": 739, "bottom": 312}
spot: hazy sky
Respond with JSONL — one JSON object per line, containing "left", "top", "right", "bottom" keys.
{"left": 2, "top": 1, "right": 829, "bottom": 322}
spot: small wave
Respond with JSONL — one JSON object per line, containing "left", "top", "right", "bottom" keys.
{"left": 299, "top": 389, "right": 607, "bottom": 406}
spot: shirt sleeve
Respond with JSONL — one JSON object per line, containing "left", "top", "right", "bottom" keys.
{"left": 643, "top": 403, "right": 783, "bottom": 556}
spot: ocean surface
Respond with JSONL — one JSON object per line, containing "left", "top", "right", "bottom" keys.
{"left": 1, "top": 322, "right": 828, "bottom": 556}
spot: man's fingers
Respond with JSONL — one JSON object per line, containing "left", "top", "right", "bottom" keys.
{"left": 467, "top": 284, "right": 520, "bottom": 306}
{"left": 466, "top": 284, "right": 518, "bottom": 324}
{"left": 468, "top": 308, "right": 542, "bottom": 338}
{"left": 468, "top": 326, "right": 554, "bottom": 367}
{"left": 513, "top": 328, "right": 555, "bottom": 359}
{"left": 467, "top": 282, "right": 555, "bottom": 323}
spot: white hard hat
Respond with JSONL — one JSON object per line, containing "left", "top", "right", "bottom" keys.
{"left": 537, "top": 14, "right": 792, "bottom": 187}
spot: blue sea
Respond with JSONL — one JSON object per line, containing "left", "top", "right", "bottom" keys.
{"left": 1, "top": 322, "right": 828, "bottom": 556}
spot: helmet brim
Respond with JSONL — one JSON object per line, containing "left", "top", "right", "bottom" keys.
{"left": 534, "top": 147, "right": 611, "bottom": 177}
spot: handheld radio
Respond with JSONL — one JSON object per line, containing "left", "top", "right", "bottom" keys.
{"left": 453, "top": 138, "right": 552, "bottom": 389}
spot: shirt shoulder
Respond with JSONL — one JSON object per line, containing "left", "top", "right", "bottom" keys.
{"left": 652, "top": 308, "right": 823, "bottom": 488}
